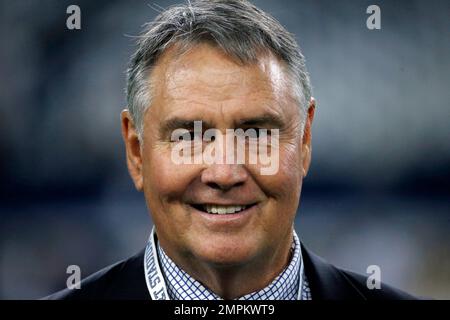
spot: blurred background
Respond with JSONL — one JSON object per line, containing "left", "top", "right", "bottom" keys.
{"left": 0, "top": 0, "right": 449, "bottom": 299}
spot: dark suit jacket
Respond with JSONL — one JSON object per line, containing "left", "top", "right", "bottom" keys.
{"left": 45, "top": 244, "right": 417, "bottom": 300}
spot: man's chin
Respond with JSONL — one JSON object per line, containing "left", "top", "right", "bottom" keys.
{"left": 190, "top": 240, "right": 261, "bottom": 268}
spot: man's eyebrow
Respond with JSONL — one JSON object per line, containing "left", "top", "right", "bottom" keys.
{"left": 160, "top": 117, "right": 213, "bottom": 136}
{"left": 236, "top": 114, "right": 285, "bottom": 129}
{"left": 160, "top": 114, "right": 285, "bottom": 136}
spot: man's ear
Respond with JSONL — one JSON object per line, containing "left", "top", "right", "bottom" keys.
{"left": 121, "top": 109, "right": 144, "bottom": 191}
{"left": 301, "top": 97, "right": 316, "bottom": 178}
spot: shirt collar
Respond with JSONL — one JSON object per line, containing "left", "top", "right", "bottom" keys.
{"left": 156, "top": 230, "right": 310, "bottom": 300}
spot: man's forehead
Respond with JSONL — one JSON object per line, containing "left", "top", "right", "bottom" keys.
{"left": 147, "top": 43, "right": 296, "bottom": 121}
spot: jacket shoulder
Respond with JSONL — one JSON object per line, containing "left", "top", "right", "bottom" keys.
{"left": 43, "top": 249, "right": 149, "bottom": 300}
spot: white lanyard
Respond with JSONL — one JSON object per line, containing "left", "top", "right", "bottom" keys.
{"left": 144, "top": 226, "right": 305, "bottom": 300}
{"left": 143, "top": 227, "right": 169, "bottom": 300}
{"left": 297, "top": 253, "right": 305, "bottom": 300}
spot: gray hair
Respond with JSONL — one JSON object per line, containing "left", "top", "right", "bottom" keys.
{"left": 126, "top": 0, "right": 312, "bottom": 139}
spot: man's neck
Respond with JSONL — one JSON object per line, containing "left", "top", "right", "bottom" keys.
{"left": 159, "top": 233, "right": 294, "bottom": 300}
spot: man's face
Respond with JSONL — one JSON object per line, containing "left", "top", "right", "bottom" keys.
{"left": 122, "top": 44, "right": 314, "bottom": 267}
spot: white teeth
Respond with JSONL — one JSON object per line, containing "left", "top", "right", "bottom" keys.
{"left": 217, "top": 207, "right": 226, "bottom": 214}
{"left": 225, "top": 207, "right": 235, "bottom": 214}
{"left": 204, "top": 205, "right": 247, "bottom": 214}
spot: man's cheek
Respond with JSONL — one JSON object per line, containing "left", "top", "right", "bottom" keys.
{"left": 149, "top": 158, "right": 197, "bottom": 199}
{"left": 254, "top": 151, "right": 301, "bottom": 193}
{"left": 144, "top": 153, "right": 182, "bottom": 194}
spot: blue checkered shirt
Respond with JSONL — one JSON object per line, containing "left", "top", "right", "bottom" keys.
{"left": 156, "top": 231, "right": 312, "bottom": 300}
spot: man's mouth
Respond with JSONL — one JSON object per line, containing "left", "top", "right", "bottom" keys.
{"left": 191, "top": 204, "right": 254, "bottom": 215}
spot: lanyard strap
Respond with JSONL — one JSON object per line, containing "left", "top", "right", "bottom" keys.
{"left": 143, "top": 227, "right": 169, "bottom": 300}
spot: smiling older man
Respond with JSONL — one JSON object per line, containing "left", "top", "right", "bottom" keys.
{"left": 46, "top": 0, "right": 415, "bottom": 300}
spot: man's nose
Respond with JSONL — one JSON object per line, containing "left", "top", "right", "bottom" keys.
{"left": 200, "top": 164, "right": 249, "bottom": 191}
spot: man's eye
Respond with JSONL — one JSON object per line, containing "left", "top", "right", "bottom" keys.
{"left": 179, "top": 131, "right": 193, "bottom": 141}
{"left": 179, "top": 131, "right": 201, "bottom": 141}
{"left": 236, "top": 128, "right": 271, "bottom": 139}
